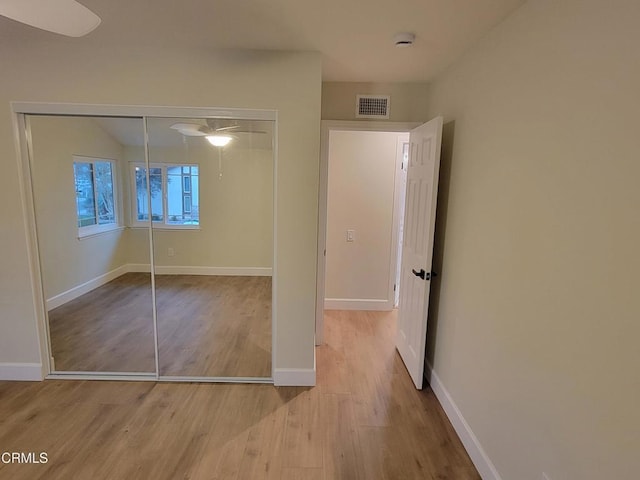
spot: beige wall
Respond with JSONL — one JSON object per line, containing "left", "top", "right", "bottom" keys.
{"left": 121, "top": 146, "right": 153, "bottom": 266}
{"left": 425, "top": 0, "right": 640, "bottom": 478}
{"left": 126, "top": 144, "right": 273, "bottom": 269}
{"left": 29, "top": 116, "right": 129, "bottom": 299}
{"left": 0, "top": 45, "right": 320, "bottom": 375}
{"left": 28, "top": 116, "right": 273, "bottom": 303}
{"left": 322, "top": 82, "right": 429, "bottom": 122}
{"left": 325, "top": 130, "right": 406, "bottom": 306}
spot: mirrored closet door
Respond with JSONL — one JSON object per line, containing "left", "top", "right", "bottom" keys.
{"left": 26, "top": 110, "right": 274, "bottom": 381}
{"left": 146, "top": 117, "right": 274, "bottom": 378}
{"left": 28, "top": 115, "right": 156, "bottom": 374}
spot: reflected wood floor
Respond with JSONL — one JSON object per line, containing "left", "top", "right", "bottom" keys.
{"left": 48, "top": 273, "right": 272, "bottom": 377}
{"left": 0, "top": 310, "right": 480, "bottom": 480}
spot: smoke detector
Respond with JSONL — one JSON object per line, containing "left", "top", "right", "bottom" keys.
{"left": 394, "top": 32, "right": 415, "bottom": 47}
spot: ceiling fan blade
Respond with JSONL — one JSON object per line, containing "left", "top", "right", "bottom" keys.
{"left": 232, "top": 130, "right": 269, "bottom": 135}
{"left": 0, "top": 0, "right": 101, "bottom": 37}
{"left": 170, "top": 123, "right": 210, "bottom": 137}
{"left": 215, "top": 125, "right": 241, "bottom": 132}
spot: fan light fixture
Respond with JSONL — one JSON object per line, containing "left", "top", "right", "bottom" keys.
{"left": 393, "top": 32, "right": 415, "bottom": 47}
{"left": 206, "top": 135, "right": 233, "bottom": 147}
{"left": 0, "top": 0, "right": 101, "bottom": 37}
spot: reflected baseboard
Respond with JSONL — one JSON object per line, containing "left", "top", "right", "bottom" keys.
{"left": 46, "top": 263, "right": 272, "bottom": 311}
{"left": 151, "top": 266, "right": 272, "bottom": 276}
{"left": 47, "top": 264, "right": 131, "bottom": 310}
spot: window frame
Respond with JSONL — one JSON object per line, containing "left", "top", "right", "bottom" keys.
{"left": 73, "top": 155, "right": 121, "bottom": 238}
{"left": 130, "top": 162, "right": 200, "bottom": 229}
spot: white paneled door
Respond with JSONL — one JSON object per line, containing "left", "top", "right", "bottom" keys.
{"left": 396, "top": 116, "right": 443, "bottom": 389}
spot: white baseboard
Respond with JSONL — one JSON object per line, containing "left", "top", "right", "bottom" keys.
{"left": 324, "top": 298, "right": 392, "bottom": 311}
{"left": 273, "top": 368, "right": 316, "bottom": 386}
{"left": 126, "top": 263, "right": 151, "bottom": 273}
{"left": 46, "top": 264, "right": 129, "bottom": 310}
{"left": 47, "top": 264, "right": 272, "bottom": 310}
{"left": 153, "top": 266, "right": 272, "bottom": 276}
{"left": 426, "top": 364, "right": 502, "bottom": 480}
{"left": 0, "top": 363, "right": 44, "bottom": 381}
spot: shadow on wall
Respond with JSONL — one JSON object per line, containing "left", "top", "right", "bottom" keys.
{"left": 424, "top": 120, "right": 456, "bottom": 374}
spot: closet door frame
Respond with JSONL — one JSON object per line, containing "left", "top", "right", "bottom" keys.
{"left": 12, "top": 102, "right": 277, "bottom": 384}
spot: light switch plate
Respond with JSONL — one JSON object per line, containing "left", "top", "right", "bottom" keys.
{"left": 346, "top": 229, "right": 355, "bottom": 242}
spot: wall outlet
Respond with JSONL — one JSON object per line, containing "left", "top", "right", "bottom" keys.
{"left": 346, "top": 229, "right": 355, "bottom": 242}
{"left": 168, "top": 247, "right": 175, "bottom": 257}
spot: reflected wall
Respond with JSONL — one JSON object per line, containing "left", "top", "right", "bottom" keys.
{"left": 28, "top": 115, "right": 156, "bottom": 373}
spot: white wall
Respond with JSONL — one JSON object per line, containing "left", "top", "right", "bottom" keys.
{"left": 425, "top": 0, "right": 640, "bottom": 478}
{"left": 325, "top": 130, "right": 406, "bottom": 309}
{"left": 0, "top": 44, "right": 320, "bottom": 382}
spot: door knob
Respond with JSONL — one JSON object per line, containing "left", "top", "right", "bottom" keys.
{"left": 412, "top": 268, "right": 438, "bottom": 281}
{"left": 412, "top": 268, "right": 426, "bottom": 279}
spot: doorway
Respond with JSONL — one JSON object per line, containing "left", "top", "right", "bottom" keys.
{"left": 316, "top": 121, "right": 418, "bottom": 345}
{"left": 316, "top": 117, "right": 444, "bottom": 390}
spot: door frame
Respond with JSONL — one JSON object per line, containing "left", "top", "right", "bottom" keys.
{"left": 316, "top": 120, "right": 420, "bottom": 345}
{"left": 12, "top": 101, "right": 278, "bottom": 383}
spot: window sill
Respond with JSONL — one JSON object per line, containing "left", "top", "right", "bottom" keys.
{"left": 129, "top": 224, "right": 201, "bottom": 231}
{"left": 77, "top": 225, "right": 125, "bottom": 240}
{"left": 153, "top": 225, "right": 201, "bottom": 231}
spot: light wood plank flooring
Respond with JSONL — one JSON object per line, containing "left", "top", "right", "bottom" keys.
{"left": 48, "top": 273, "right": 272, "bottom": 377}
{"left": 0, "top": 310, "right": 480, "bottom": 480}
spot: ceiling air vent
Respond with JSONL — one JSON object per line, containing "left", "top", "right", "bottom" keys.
{"left": 356, "top": 95, "right": 390, "bottom": 119}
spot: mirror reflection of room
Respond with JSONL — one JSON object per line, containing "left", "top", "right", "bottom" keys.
{"left": 28, "top": 114, "right": 274, "bottom": 378}
{"left": 146, "top": 118, "right": 274, "bottom": 378}
{"left": 28, "top": 115, "right": 156, "bottom": 373}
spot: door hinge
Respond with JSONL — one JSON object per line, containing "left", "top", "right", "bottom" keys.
{"left": 393, "top": 284, "right": 396, "bottom": 292}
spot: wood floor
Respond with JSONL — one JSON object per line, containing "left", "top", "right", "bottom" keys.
{"left": 48, "top": 273, "right": 272, "bottom": 377}
{"left": 0, "top": 310, "right": 480, "bottom": 480}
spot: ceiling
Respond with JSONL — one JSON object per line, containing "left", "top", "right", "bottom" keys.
{"left": 0, "top": 0, "right": 526, "bottom": 83}
{"left": 94, "top": 117, "right": 274, "bottom": 149}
